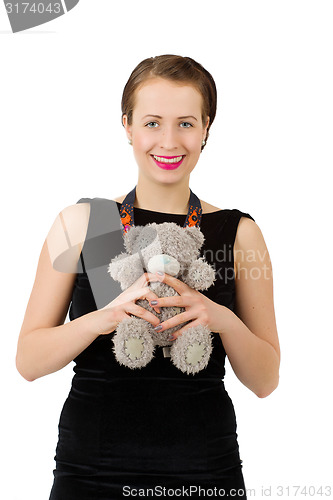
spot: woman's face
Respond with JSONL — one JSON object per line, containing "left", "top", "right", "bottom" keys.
{"left": 123, "top": 78, "right": 209, "bottom": 185}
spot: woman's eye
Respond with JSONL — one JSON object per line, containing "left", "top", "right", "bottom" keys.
{"left": 146, "top": 122, "right": 158, "bottom": 128}
{"left": 145, "top": 121, "right": 193, "bottom": 128}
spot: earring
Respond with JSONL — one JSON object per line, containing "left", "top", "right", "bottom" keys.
{"left": 128, "top": 139, "right": 132, "bottom": 145}
{"left": 202, "top": 139, "right": 206, "bottom": 146}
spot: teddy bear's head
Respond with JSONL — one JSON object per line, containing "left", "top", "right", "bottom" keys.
{"left": 123, "top": 222, "right": 204, "bottom": 278}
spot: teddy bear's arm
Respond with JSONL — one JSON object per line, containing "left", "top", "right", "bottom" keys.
{"left": 183, "top": 258, "right": 216, "bottom": 291}
{"left": 107, "top": 252, "right": 146, "bottom": 291}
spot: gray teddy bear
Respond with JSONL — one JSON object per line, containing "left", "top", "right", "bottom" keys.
{"left": 107, "top": 221, "right": 216, "bottom": 375}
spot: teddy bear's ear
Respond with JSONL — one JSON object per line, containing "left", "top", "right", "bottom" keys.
{"left": 123, "top": 226, "right": 142, "bottom": 253}
{"left": 184, "top": 226, "right": 205, "bottom": 248}
{"left": 124, "top": 223, "right": 159, "bottom": 254}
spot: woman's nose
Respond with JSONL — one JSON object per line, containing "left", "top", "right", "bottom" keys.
{"left": 159, "top": 127, "right": 178, "bottom": 150}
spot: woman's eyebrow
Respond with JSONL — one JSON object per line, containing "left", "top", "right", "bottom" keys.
{"left": 142, "top": 114, "right": 198, "bottom": 121}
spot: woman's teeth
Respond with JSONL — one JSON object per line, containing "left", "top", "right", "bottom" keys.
{"left": 153, "top": 155, "right": 183, "bottom": 164}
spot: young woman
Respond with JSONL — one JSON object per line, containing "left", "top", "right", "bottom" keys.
{"left": 16, "top": 55, "right": 280, "bottom": 499}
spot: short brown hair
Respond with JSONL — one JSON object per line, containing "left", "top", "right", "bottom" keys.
{"left": 121, "top": 54, "right": 217, "bottom": 151}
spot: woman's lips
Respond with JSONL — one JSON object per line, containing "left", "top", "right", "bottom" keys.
{"left": 150, "top": 155, "right": 185, "bottom": 170}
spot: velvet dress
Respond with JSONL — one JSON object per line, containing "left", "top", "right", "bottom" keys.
{"left": 48, "top": 197, "right": 254, "bottom": 499}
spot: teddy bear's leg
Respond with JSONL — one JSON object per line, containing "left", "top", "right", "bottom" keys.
{"left": 170, "top": 325, "right": 213, "bottom": 375}
{"left": 112, "top": 317, "right": 155, "bottom": 369}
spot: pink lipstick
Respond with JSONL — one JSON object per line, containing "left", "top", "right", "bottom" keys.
{"left": 151, "top": 155, "right": 185, "bottom": 170}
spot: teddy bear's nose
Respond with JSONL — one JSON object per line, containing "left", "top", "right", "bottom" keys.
{"left": 147, "top": 254, "right": 180, "bottom": 277}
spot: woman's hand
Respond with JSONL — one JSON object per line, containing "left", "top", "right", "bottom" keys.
{"left": 88, "top": 272, "right": 162, "bottom": 336}
{"left": 151, "top": 272, "right": 225, "bottom": 339}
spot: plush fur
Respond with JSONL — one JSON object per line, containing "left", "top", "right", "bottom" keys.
{"left": 107, "top": 222, "right": 216, "bottom": 375}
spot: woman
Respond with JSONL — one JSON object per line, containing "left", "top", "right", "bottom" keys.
{"left": 16, "top": 55, "right": 280, "bottom": 499}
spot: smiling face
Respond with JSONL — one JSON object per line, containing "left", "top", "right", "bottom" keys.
{"left": 123, "top": 78, "right": 209, "bottom": 185}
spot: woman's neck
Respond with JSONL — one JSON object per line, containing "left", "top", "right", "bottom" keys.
{"left": 134, "top": 179, "right": 192, "bottom": 215}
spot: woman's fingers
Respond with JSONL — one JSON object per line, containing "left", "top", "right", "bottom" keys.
{"left": 104, "top": 272, "right": 163, "bottom": 321}
{"left": 102, "top": 297, "right": 160, "bottom": 328}
{"left": 125, "top": 302, "right": 161, "bottom": 327}
{"left": 152, "top": 272, "right": 188, "bottom": 294}
{"left": 131, "top": 287, "right": 161, "bottom": 314}
{"left": 143, "top": 290, "right": 161, "bottom": 314}
{"left": 149, "top": 295, "right": 187, "bottom": 309}
{"left": 120, "top": 285, "right": 160, "bottom": 313}
{"left": 132, "top": 271, "right": 163, "bottom": 288}
{"left": 134, "top": 272, "right": 163, "bottom": 313}
{"left": 171, "top": 319, "right": 204, "bottom": 339}
{"left": 154, "top": 310, "right": 193, "bottom": 332}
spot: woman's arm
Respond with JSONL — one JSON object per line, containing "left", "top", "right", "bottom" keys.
{"left": 219, "top": 216, "right": 280, "bottom": 398}
{"left": 15, "top": 203, "right": 101, "bottom": 382}
{"left": 150, "top": 217, "right": 280, "bottom": 398}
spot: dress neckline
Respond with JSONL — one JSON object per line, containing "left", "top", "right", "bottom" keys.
{"left": 114, "top": 200, "right": 223, "bottom": 217}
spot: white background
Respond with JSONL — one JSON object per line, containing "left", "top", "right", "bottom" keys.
{"left": 1, "top": 1, "right": 332, "bottom": 498}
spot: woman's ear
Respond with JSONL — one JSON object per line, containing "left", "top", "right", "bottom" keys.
{"left": 122, "top": 114, "right": 132, "bottom": 141}
{"left": 203, "top": 115, "right": 210, "bottom": 140}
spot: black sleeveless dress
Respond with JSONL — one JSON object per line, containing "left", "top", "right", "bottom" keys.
{"left": 49, "top": 198, "right": 255, "bottom": 500}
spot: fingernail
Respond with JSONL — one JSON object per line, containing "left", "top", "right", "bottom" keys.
{"left": 150, "top": 300, "right": 158, "bottom": 305}
{"left": 154, "top": 324, "right": 163, "bottom": 331}
{"left": 169, "top": 335, "right": 176, "bottom": 340}
{"left": 156, "top": 271, "right": 164, "bottom": 276}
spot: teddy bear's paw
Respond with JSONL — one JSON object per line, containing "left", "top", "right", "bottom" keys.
{"left": 112, "top": 318, "right": 155, "bottom": 369}
{"left": 170, "top": 326, "right": 213, "bottom": 375}
{"left": 184, "top": 258, "right": 216, "bottom": 291}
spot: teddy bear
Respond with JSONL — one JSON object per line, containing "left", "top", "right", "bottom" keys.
{"left": 107, "top": 221, "right": 216, "bottom": 375}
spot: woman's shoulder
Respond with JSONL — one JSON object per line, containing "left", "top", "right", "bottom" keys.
{"left": 198, "top": 200, "right": 255, "bottom": 218}
{"left": 46, "top": 201, "right": 91, "bottom": 272}
{"left": 200, "top": 199, "right": 223, "bottom": 214}
{"left": 112, "top": 195, "right": 126, "bottom": 204}
{"left": 62, "top": 200, "right": 91, "bottom": 237}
